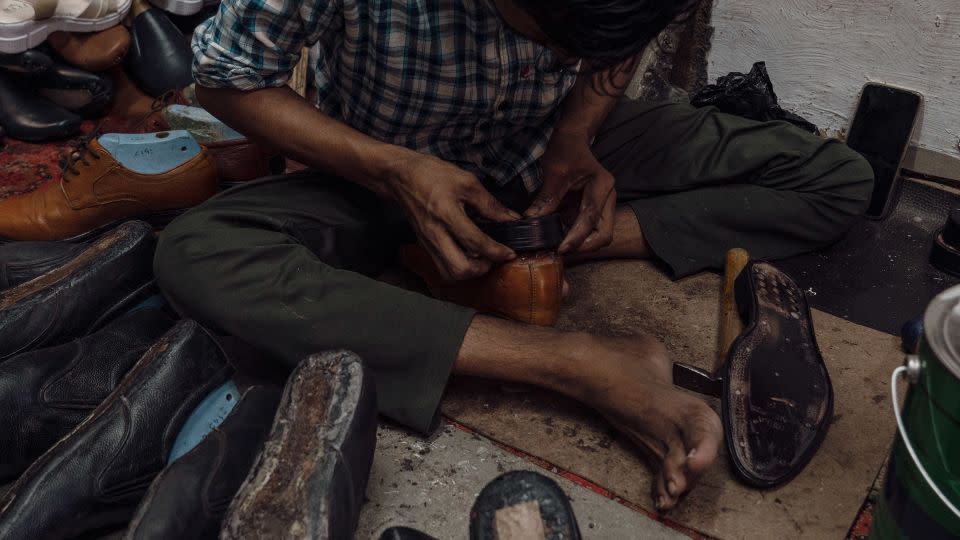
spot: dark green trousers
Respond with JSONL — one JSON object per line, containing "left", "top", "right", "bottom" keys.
{"left": 154, "top": 100, "right": 873, "bottom": 432}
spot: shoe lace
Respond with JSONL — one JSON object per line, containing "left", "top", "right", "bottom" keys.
{"left": 130, "top": 90, "right": 182, "bottom": 132}
{"left": 59, "top": 122, "right": 105, "bottom": 182}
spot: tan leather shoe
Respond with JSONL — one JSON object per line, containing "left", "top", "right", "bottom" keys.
{"left": 400, "top": 243, "right": 563, "bottom": 326}
{"left": 0, "top": 137, "right": 217, "bottom": 241}
{"left": 48, "top": 27, "right": 131, "bottom": 72}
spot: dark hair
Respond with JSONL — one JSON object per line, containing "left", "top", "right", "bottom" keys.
{"left": 516, "top": 0, "right": 700, "bottom": 77}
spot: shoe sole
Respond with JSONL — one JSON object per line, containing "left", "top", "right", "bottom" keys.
{"left": 0, "top": 0, "right": 132, "bottom": 54}
{"left": 0, "top": 208, "right": 185, "bottom": 245}
{"left": 221, "top": 351, "right": 377, "bottom": 540}
{"left": 723, "top": 261, "right": 834, "bottom": 488}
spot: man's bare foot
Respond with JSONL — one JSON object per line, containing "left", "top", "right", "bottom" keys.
{"left": 454, "top": 317, "right": 722, "bottom": 512}
{"left": 601, "top": 380, "right": 721, "bottom": 511}
{"left": 574, "top": 335, "right": 722, "bottom": 511}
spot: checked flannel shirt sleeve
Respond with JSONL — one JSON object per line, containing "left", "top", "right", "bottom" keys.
{"left": 191, "top": 0, "right": 341, "bottom": 90}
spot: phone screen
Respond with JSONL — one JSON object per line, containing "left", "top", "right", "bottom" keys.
{"left": 846, "top": 84, "right": 921, "bottom": 218}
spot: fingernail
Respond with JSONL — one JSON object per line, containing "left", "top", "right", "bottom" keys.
{"left": 688, "top": 448, "right": 698, "bottom": 459}
{"left": 656, "top": 496, "right": 666, "bottom": 510}
{"left": 508, "top": 210, "right": 522, "bottom": 220}
{"left": 668, "top": 480, "right": 678, "bottom": 497}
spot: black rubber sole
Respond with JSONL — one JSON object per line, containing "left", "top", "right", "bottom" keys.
{"left": 477, "top": 214, "right": 564, "bottom": 252}
{"left": 723, "top": 261, "right": 834, "bottom": 488}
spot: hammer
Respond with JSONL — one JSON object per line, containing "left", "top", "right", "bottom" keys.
{"left": 673, "top": 248, "right": 750, "bottom": 396}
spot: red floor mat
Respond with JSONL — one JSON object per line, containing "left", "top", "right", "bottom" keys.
{"left": 0, "top": 122, "right": 97, "bottom": 199}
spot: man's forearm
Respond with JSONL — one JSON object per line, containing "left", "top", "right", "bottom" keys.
{"left": 195, "top": 85, "right": 417, "bottom": 197}
{"left": 554, "top": 60, "right": 640, "bottom": 140}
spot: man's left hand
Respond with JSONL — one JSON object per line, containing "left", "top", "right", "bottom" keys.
{"left": 527, "top": 130, "right": 616, "bottom": 255}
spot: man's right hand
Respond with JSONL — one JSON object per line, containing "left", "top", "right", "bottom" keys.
{"left": 388, "top": 153, "right": 519, "bottom": 281}
{"left": 193, "top": 85, "right": 516, "bottom": 281}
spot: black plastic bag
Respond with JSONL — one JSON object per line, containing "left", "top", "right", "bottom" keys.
{"left": 690, "top": 62, "right": 818, "bottom": 133}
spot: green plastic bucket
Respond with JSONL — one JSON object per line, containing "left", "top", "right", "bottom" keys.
{"left": 870, "top": 285, "right": 960, "bottom": 540}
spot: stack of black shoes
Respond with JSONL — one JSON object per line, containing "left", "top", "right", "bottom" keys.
{"left": 0, "top": 48, "right": 113, "bottom": 142}
{"left": 0, "top": 220, "right": 379, "bottom": 539}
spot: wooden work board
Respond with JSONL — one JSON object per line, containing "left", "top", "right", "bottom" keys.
{"left": 441, "top": 260, "right": 903, "bottom": 540}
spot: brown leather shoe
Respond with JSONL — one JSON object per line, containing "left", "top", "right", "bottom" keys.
{"left": 0, "top": 137, "right": 218, "bottom": 242}
{"left": 400, "top": 243, "right": 563, "bottom": 326}
{"left": 48, "top": 27, "right": 131, "bottom": 72}
{"left": 206, "top": 138, "right": 285, "bottom": 184}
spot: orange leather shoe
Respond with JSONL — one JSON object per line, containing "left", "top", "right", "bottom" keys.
{"left": 0, "top": 136, "right": 218, "bottom": 242}
{"left": 400, "top": 243, "right": 564, "bottom": 327}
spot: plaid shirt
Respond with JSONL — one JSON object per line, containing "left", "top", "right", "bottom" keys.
{"left": 192, "top": 0, "right": 579, "bottom": 191}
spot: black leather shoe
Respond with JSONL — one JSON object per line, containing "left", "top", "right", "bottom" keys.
{"left": 0, "top": 240, "right": 86, "bottom": 289}
{"left": 22, "top": 57, "right": 114, "bottom": 118}
{"left": 221, "top": 351, "right": 378, "bottom": 540}
{"left": 0, "top": 320, "right": 232, "bottom": 539}
{"left": 125, "top": 384, "right": 282, "bottom": 540}
{"left": 125, "top": 9, "right": 193, "bottom": 97}
{"left": 0, "top": 49, "right": 54, "bottom": 74}
{"left": 0, "top": 307, "right": 176, "bottom": 482}
{"left": 0, "top": 70, "right": 81, "bottom": 142}
{"left": 0, "top": 220, "right": 156, "bottom": 361}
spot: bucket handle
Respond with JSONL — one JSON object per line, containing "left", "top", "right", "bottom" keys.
{"left": 891, "top": 358, "right": 960, "bottom": 520}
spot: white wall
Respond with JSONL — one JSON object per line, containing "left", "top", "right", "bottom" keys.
{"left": 708, "top": 0, "right": 960, "bottom": 157}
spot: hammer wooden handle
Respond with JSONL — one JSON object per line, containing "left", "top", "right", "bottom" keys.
{"left": 717, "top": 248, "right": 750, "bottom": 372}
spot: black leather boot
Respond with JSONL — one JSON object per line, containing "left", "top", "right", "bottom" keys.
{"left": 0, "top": 307, "right": 176, "bottom": 482}
{"left": 125, "top": 8, "right": 193, "bottom": 97}
{"left": 0, "top": 70, "right": 81, "bottom": 142}
{"left": 0, "top": 220, "right": 156, "bottom": 361}
{"left": 0, "top": 320, "right": 233, "bottom": 539}
{"left": 221, "top": 351, "right": 378, "bottom": 540}
{"left": 0, "top": 240, "right": 86, "bottom": 289}
{"left": 125, "top": 384, "right": 282, "bottom": 540}
{"left": 22, "top": 57, "right": 114, "bottom": 118}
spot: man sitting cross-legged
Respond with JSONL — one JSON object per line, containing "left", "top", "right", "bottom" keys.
{"left": 156, "top": 0, "right": 874, "bottom": 511}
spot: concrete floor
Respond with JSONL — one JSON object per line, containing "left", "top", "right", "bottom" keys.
{"left": 356, "top": 423, "right": 687, "bottom": 540}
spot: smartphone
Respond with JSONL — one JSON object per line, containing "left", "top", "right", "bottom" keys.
{"left": 846, "top": 83, "right": 923, "bottom": 219}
